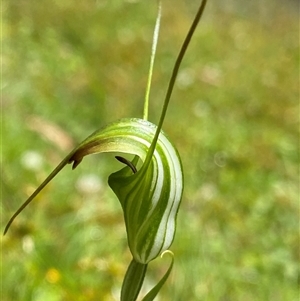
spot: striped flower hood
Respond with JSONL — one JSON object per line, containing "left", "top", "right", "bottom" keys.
{"left": 69, "top": 118, "right": 183, "bottom": 264}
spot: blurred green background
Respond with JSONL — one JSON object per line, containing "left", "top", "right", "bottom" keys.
{"left": 2, "top": 0, "right": 299, "bottom": 300}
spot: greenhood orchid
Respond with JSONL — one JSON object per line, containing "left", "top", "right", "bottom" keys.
{"left": 4, "top": 1, "right": 208, "bottom": 300}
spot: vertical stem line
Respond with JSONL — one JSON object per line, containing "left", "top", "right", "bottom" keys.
{"left": 143, "top": 0, "right": 162, "bottom": 121}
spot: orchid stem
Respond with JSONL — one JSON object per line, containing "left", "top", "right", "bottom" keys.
{"left": 143, "top": 0, "right": 162, "bottom": 121}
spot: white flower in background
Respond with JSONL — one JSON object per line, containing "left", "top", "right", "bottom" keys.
{"left": 21, "top": 150, "right": 44, "bottom": 171}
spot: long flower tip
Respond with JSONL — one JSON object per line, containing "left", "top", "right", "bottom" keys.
{"left": 3, "top": 225, "right": 9, "bottom": 236}
{"left": 3, "top": 210, "right": 19, "bottom": 235}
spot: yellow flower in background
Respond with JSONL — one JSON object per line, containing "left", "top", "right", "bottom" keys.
{"left": 45, "top": 268, "right": 61, "bottom": 284}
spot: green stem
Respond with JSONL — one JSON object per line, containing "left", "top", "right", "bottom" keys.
{"left": 144, "top": 0, "right": 208, "bottom": 167}
{"left": 121, "top": 259, "right": 148, "bottom": 301}
{"left": 143, "top": 0, "right": 162, "bottom": 121}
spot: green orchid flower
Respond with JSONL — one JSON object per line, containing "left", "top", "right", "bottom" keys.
{"left": 4, "top": 1, "right": 208, "bottom": 300}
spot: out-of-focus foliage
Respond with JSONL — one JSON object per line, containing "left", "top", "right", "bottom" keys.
{"left": 2, "top": 0, "right": 298, "bottom": 300}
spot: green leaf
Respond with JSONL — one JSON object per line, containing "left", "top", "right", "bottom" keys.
{"left": 141, "top": 251, "right": 174, "bottom": 301}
